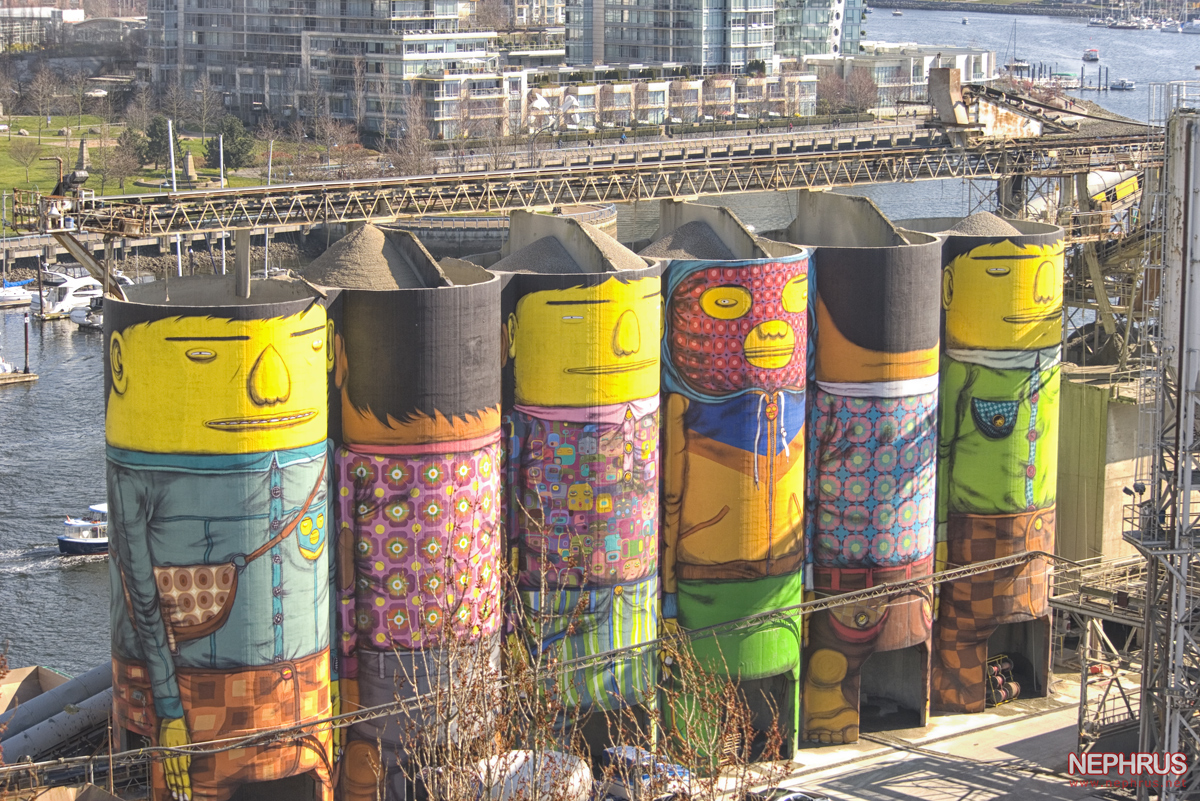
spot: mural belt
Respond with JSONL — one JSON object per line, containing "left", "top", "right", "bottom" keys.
{"left": 814, "top": 556, "right": 932, "bottom": 594}
{"left": 153, "top": 453, "right": 328, "bottom": 651}
{"left": 676, "top": 549, "right": 805, "bottom": 581}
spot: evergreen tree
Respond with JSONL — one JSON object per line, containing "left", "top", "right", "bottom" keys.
{"left": 146, "top": 115, "right": 182, "bottom": 170}
{"left": 204, "top": 116, "right": 255, "bottom": 171}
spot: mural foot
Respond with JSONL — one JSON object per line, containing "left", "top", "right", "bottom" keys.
{"left": 801, "top": 649, "right": 860, "bottom": 744}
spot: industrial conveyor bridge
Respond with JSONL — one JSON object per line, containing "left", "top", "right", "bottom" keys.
{"left": 14, "top": 129, "right": 1158, "bottom": 237}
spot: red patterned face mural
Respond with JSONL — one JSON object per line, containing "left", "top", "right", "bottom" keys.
{"left": 667, "top": 262, "right": 809, "bottom": 395}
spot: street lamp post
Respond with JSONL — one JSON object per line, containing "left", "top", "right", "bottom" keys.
{"left": 527, "top": 123, "right": 556, "bottom": 167}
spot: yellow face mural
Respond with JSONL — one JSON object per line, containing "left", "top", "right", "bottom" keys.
{"left": 943, "top": 241, "right": 1063, "bottom": 351}
{"left": 508, "top": 276, "right": 661, "bottom": 407}
{"left": 106, "top": 306, "right": 329, "bottom": 454}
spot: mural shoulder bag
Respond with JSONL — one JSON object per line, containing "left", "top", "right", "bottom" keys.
{"left": 154, "top": 454, "right": 328, "bottom": 650}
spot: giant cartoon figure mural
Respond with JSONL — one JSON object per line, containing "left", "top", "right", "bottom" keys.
{"left": 657, "top": 213, "right": 811, "bottom": 750}
{"left": 330, "top": 270, "right": 503, "bottom": 799}
{"left": 496, "top": 215, "right": 661, "bottom": 721}
{"left": 930, "top": 221, "right": 1064, "bottom": 713}
{"left": 105, "top": 278, "right": 335, "bottom": 801}
{"left": 785, "top": 193, "right": 942, "bottom": 745}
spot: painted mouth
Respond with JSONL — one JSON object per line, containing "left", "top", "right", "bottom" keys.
{"left": 744, "top": 346, "right": 794, "bottom": 358}
{"left": 565, "top": 359, "right": 656, "bottom": 375}
{"left": 206, "top": 410, "right": 317, "bottom": 430}
{"left": 1004, "top": 308, "right": 1061, "bottom": 323}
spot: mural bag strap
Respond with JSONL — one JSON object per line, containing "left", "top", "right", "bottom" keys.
{"left": 153, "top": 452, "right": 329, "bottom": 649}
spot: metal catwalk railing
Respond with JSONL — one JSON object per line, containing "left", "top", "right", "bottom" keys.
{"left": 13, "top": 129, "right": 1160, "bottom": 237}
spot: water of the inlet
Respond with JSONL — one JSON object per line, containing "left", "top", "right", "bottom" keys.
{"left": 2, "top": 9, "right": 1197, "bottom": 675}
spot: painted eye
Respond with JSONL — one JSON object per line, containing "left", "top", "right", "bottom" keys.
{"left": 986, "top": 266, "right": 1011, "bottom": 276}
{"left": 700, "top": 286, "right": 752, "bottom": 320}
{"left": 311, "top": 337, "right": 323, "bottom": 351}
{"left": 781, "top": 275, "right": 808, "bottom": 312}
{"left": 561, "top": 315, "right": 584, "bottom": 321}
{"left": 186, "top": 349, "right": 216, "bottom": 362}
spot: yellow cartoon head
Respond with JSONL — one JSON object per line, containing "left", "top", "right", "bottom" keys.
{"left": 567, "top": 483, "right": 594, "bottom": 511}
{"left": 106, "top": 305, "right": 329, "bottom": 453}
{"left": 507, "top": 275, "right": 660, "bottom": 407}
{"left": 943, "top": 241, "right": 1063, "bottom": 351}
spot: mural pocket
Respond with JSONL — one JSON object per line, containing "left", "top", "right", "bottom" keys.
{"left": 970, "top": 399, "right": 1019, "bottom": 440}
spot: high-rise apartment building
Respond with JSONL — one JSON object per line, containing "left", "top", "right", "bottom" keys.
{"left": 564, "top": 0, "right": 776, "bottom": 74}
{"left": 141, "top": 0, "right": 496, "bottom": 126}
{"left": 775, "top": 0, "right": 862, "bottom": 59}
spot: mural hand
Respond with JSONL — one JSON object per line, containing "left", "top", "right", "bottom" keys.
{"left": 159, "top": 716, "right": 192, "bottom": 801}
{"left": 660, "top": 592, "right": 681, "bottom": 638}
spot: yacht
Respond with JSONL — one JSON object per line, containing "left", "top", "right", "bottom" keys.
{"left": 30, "top": 275, "right": 102, "bottom": 319}
{"left": 1111, "top": 78, "right": 1136, "bottom": 90}
{"left": 0, "top": 285, "right": 31, "bottom": 308}
{"left": 58, "top": 504, "right": 108, "bottom": 556}
{"left": 892, "top": 9, "right": 902, "bottom": 15}
{"left": 1184, "top": 19, "right": 1200, "bottom": 32}
{"left": 1083, "top": 48, "right": 1100, "bottom": 61}
{"left": 1088, "top": 16, "right": 1114, "bottom": 26}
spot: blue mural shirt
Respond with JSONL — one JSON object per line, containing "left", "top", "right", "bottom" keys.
{"left": 107, "top": 442, "right": 330, "bottom": 721}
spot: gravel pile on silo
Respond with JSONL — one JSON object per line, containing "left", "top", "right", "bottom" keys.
{"left": 491, "top": 236, "right": 582, "bottom": 273}
{"left": 947, "top": 212, "right": 1022, "bottom": 237}
{"left": 639, "top": 221, "right": 735, "bottom": 261}
{"left": 301, "top": 224, "right": 424, "bottom": 289}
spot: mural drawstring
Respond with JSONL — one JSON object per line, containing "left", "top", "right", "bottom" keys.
{"left": 779, "top": 393, "right": 790, "bottom": 459}
{"left": 753, "top": 393, "right": 766, "bottom": 488}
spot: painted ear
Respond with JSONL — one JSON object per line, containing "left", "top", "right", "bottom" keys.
{"left": 506, "top": 313, "right": 518, "bottom": 361}
{"left": 325, "top": 321, "right": 336, "bottom": 374}
{"left": 942, "top": 267, "right": 954, "bottom": 310}
{"left": 109, "top": 331, "right": 128, "bottom": 396}
{"left": 334, "top": 332, "right": 348, "bottom": 390}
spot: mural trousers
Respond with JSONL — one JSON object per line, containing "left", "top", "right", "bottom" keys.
{"left": 931, "top": 509, "right": 1053, "bottom": 713}
{"left": 802, "top": 557, "right": 932, "bottom": 744}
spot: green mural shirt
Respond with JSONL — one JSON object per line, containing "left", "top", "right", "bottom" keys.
{"left": 938, "top": 348, "right": 1060, "bottom": 518}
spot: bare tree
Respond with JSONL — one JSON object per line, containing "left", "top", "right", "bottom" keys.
{"left": 392, "top": 88, "right": 432, "bottom": 176}
{"left": 125, "top": 84, "right": 154, "bottom": 132}
{"left": 63, "top": 67, "right": 89, "bottom": 138}
{"left": 0, "top": 70, "right": 16, "bottom": 140}
{"left": 596, "top": 84, "right": 614, "bottom": 128}
{"left": 845, "top": 67, "right": 879, "bottom": 114}
{"left": 159, "top": 80, "right": 188, "bottom": 131}
{"left": 26, "top": 67, "right": 60, "bottom": 144}
{"left": 377, "top": 76, "right": 396, "bottom": 152}
{"left": 631, "top": 81, "right": 648, "bottom": 126}
{"left": 351, "top": 55, "right": 368, "bottom": 135}
{"left": 8, "top": 139, "right": 41, "bottom": 183}
{"left": 474, "top": 0, "right": 509, "bottom": 29}
{"left": 192, "top": 75, "right": 223, "bottom": 138}
{"left": 816, "top": 70, "right": 846, "bottom": 116}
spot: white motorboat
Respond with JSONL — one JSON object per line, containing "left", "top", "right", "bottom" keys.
{"left": 31, "top": 276, "right": 102, "bottom": 319}
{"left": 0, "top": 286, "right": 31, "bottom": 308}
{"left": 69, "top": 297, "right": 103, "bottom": 330}
{"left": 59, "top": 503, "right": 108, "bottom": 556}
{"left": 1111, "top": 78, "right": 1136, "bottom": 90}
{"left": 891, "top": 9, "right": 902, "bottom": 15}
{"left": 1083, "top": 48, "right": 1099, "bottom": 61}
{"left": 1184, "top": 20, "right": 1200, "bottom": 32}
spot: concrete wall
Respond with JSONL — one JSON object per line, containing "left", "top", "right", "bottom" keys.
{"left": 786, "top": 191, "right": 909, "bottom": 248}
{"left": 502, "top": 210, "right": 608, "bottom": 272}
{"left": 1057, "top": 368, "right": 1141, "bottom": 562}
{"left": 654, "top": 199, "right": 766, "bottom": 259}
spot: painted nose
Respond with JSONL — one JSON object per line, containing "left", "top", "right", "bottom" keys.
{"left": 248, "top": 344, "right": 291, "bottom": 406}
{"left": 1033, "top": 260, "right": 1058, "bottom": 304}
{"left": 612, "top": 309, "right": 641, "bottom": 357}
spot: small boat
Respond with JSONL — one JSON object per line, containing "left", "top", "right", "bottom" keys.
{"left": 892, "top": 9, "right": 902, "bottom": 15}
{"left": 1111, "top": 78, "right": 1136, "bottom": 90}
{"left": 1183, "top": 20, "right": 1200, "bottom": 33}
{"left": 962, "top": 16, "right": 968, "bottom": 24}
{"left": 1088, "top": 16, "right": 1114, "bottom": 26}
{"left": 0, "top": 285, "right": 31, "bottom": 308}
{"left": 1108, "top": 18, "right": 1141, "bottom": 28}
{"left": 1083, "top": 48, "right": 1099, "bottom": 61}
{"left": 58, "top": 503, "right": 108, "bottom": 556}
{"left": 69, "top": 296, "right": 103, "bottom": 330}
{"left": 863, "top": 5, "right": 872, "bottom": 12}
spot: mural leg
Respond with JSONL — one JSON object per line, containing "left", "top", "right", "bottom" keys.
{"left": 932, "top": 510, "right": 1053, "bottom": 713}
{"left": 802, "top": 607, "right": 883, "bottom": 745}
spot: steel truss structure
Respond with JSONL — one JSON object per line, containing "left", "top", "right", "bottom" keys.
{"left": 1126, "top": 83, "right": 1200, "bottom": 801}
{"left": 14, "top": 131, "right": 1158, "bottom": 237}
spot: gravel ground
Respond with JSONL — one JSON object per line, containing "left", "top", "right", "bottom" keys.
{"left": 491, "top": 236, "right": 582, "bottom": 274}
{"left": 639, "top": 220, "right": 736, "bottom": 261}
{"left": 300, "top": 224, "right": 423, "bottom": 289}
{"left": 946, "top": 212, "right": 1022, "bottom": 237}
